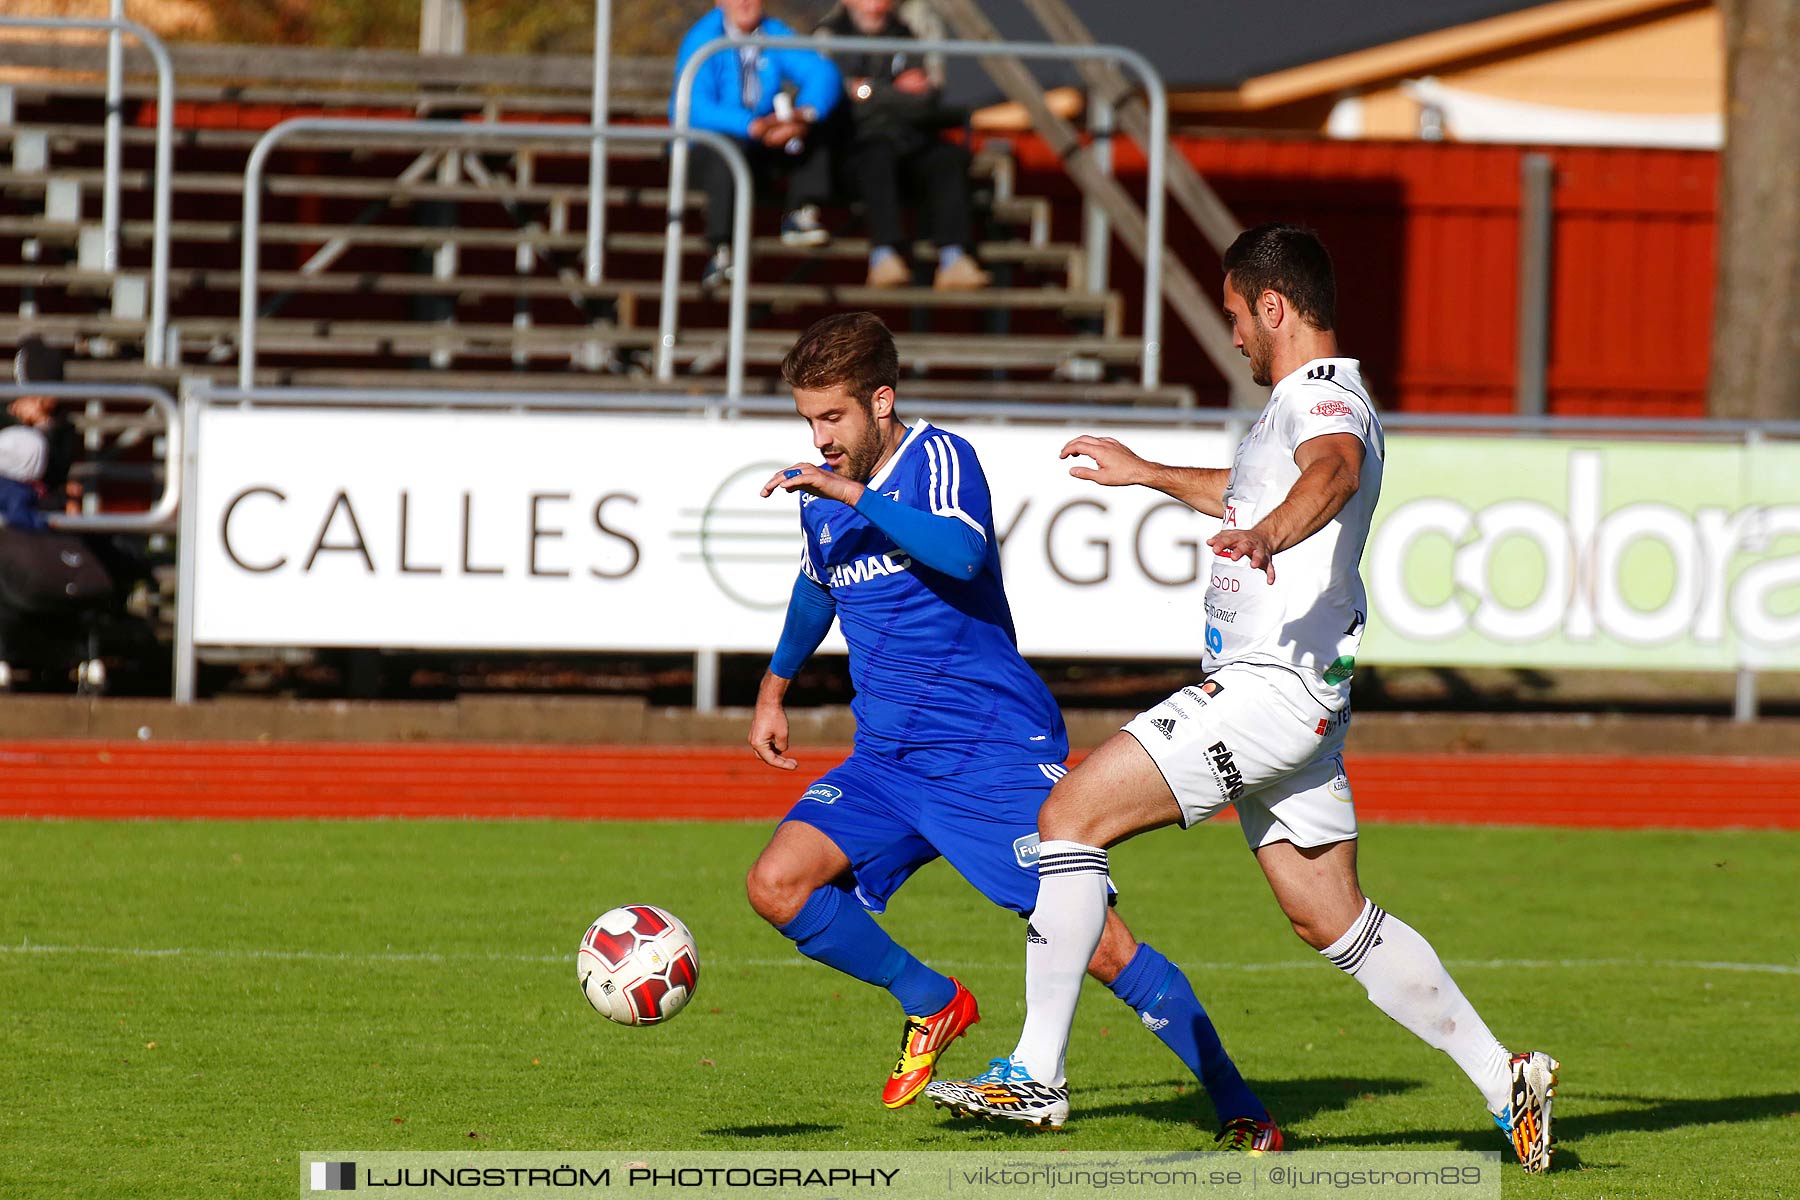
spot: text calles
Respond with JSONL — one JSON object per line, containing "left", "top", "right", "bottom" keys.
{"left": 218, "top": 487, "right": 641, "bottom": 580}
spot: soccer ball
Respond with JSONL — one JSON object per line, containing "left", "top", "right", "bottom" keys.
{"left": 577, "top": 905, "right": 700, "bottom": 1026}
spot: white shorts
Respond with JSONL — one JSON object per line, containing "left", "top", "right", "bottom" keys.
{"left": 1121, "top": 664, "right": 1357, "bottom": 849}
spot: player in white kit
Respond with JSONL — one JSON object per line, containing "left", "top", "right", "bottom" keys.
{"left": 927, "top": 224, "right": 1559, "bottom": 1172}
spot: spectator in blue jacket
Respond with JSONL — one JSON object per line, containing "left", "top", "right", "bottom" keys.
{"left": 674, "top": 0, "right": 843, "bottom": 287}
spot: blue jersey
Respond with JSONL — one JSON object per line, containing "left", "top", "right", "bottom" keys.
{"left": 795, "top": 420, "right": 1067, "bottom": 776}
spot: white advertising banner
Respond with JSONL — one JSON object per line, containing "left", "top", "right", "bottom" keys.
{"left": 190, "top": 408, "right": 1232, "bottom": 657}
{"left": 192, "top": 408, "right": 1800, "bottom": 671}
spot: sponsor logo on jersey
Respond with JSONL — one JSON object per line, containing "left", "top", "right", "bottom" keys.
{"left": 1205, "top": 625, "right": 1225, "bottom": 655}
{"left": 1305, "top": 363, "right": 1339, "bottom": 381}
{"left": 826, "top": 551, "right": 913, "bottom": 588}
{"left": 1207, "top": 740, "right": 1245, "bottom": 801}
{"left": 1313, "top": 708, "right": 1351, "bottom": 737}
{"left": 1323, "top": 655, "right": 1356, "bottom": 685}
{"left": 1139, "top": 1011, "right": 1169, "bottom": 1033}
{"left": 1025, "top": 922, "right": 1048, "bottom": 945}
{"left": 1012, "top": 833, "right": 1041, "bottom": 869}
{"left": 802, "top": 783, "right": 842, "bottom": 804}
{"left": 1150, "top": 717, "right": 1177, "bottom": 739}
{"left": 884, "top": 490, "right": 901, "bottom": 501}
{"left": 818, "top": 522, "right": 832, "bottom": 544}
{"left": 1329, "top": 774, "right": 1354, "bottom": 803}
{"left": 1311, "top": 398, "right": 1354, "bottom": 418}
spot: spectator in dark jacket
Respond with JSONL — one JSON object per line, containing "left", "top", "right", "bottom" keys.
{"left": 815, "top": 0, "right": 990, "bottom": 290}
{"left": 674, "top": 0, "right": 844, "bottom": 288}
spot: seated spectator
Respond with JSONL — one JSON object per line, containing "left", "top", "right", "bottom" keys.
{"left": 0, "top": 425, "right": 49, "bottom": 532}
{"left": 673, "top": 0, "right": 843, "bottom": 288}
{"left": 815, "top": 0, "right": 990, "bottom": 290}
{"left": 7, "top": 337, "right": 80, "bottom": 516}
{"left": 0, "top": 419, "right": 118, "bottom": 693}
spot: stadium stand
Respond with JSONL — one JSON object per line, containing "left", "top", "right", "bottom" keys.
{"left": 0, "top": 42, "right": 1187, "bottom": 403}
{"left": 0, "top": 32, "right": 1192, "bottom": 692}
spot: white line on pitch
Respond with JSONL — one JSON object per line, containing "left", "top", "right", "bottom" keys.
{"left": 1, "top": 942, "right": 1796, "bottom": 976}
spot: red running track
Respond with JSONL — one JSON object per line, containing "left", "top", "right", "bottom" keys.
{"left": 2, "top": 742, "right": 1797, "bottom": 829}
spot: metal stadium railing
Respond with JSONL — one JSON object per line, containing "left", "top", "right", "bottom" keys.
{"left": 237, "top": 118, "right": 755, "bottom": 399}
{"left": 0, "top": 14, "right": 174, "bottom": 366}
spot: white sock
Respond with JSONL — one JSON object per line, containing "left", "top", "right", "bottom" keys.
{"left": 1014, "top": 839, "right": 1109, "bottom": 1087}
{"left": 1323, "top": 898, "right": 1513, "bottom": 1114}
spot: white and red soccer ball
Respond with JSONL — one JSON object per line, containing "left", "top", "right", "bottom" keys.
{"left": 577, "top": 905, "right": 700, "bottom": 1026}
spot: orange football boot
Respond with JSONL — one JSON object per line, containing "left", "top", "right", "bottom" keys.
{"left": 882, "top": 978, "right": 980, "bottom": 1108}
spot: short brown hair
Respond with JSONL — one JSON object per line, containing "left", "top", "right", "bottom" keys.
{"left": 1222, "top": 223, "right": 1336, "bottom": 331}
{"left": 780, "top": 312, "right": 899, "bottom": 405}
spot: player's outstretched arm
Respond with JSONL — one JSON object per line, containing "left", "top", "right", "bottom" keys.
{"left": 1059, "top": 435, "right": 1230, "bottom": 517}
{"left": 1207, "top": 433, "right": 1363, "bottom": 583}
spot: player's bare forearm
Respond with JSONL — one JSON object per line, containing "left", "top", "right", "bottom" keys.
{"left": 1143, "top": 464, "right": 1231, "bottom": 518}
{"left": 757, "top": 670, "right": 792, "bottom": 705}
{"left": 1060, "top": 435, "right": 1229, "bottom": 517}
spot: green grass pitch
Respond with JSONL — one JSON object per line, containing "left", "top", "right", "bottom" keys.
{"left": 3, "top": 820, "right": 1796, "bottom": 1198}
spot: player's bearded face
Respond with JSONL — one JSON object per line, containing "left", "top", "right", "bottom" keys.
{"left": 795, "top": 385, "right": 889, "bottom": 482}
{"left": 833, "top": 400, "right": 888, "bottom": 482}
{"left": 1224, "top": 276, "right": 1275, "bottom": 387}
{"left": 1242, "top": 310, "right": 1275, "bottom": 387}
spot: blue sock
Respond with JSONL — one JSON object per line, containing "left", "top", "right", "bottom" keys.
{"left": 1109, "top": 942, "right": 1266, "bottom": 1123}
{"left": 870, "top": 245, "right": 900, "bottom": 268}
{"left": 777, "top": 886, "right": 956, "bottom": 1016}
{"left": 937, "top": 244, "right": 966, "bottom": 269}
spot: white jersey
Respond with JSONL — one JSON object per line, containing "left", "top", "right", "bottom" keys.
{"left": 1205, "top": 357, "right": 1384, "bottom": 709}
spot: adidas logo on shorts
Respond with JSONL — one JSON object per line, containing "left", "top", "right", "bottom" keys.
{"left": 1151, "top": 717, "right": 1177, "bottom": 739}
{"left": 1025, "top": 923, "right": 1048, "bottom": 945}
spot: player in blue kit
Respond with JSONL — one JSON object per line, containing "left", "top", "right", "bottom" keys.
{"left": 743, "top": 312, "right": 1280, "bottom": 1149}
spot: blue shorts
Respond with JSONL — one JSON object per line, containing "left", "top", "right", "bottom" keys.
{"left": 782, "top": 752, "right": 1071, "bottom": 916}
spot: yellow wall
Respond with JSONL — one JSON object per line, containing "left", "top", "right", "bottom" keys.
{"left": 1435, "top": 3, "right": 1720, "bottom": 113}
{"left": 1175, "top": 1, "right": 1722, "bottom": 138}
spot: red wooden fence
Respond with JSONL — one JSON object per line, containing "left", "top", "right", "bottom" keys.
{"left": 1003, "top": 133, "right": 1717, "bottom": 416}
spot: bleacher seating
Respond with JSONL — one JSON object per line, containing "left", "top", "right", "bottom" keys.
{"left": 1, "top": 45, "right": 1186, "bottom": 405}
